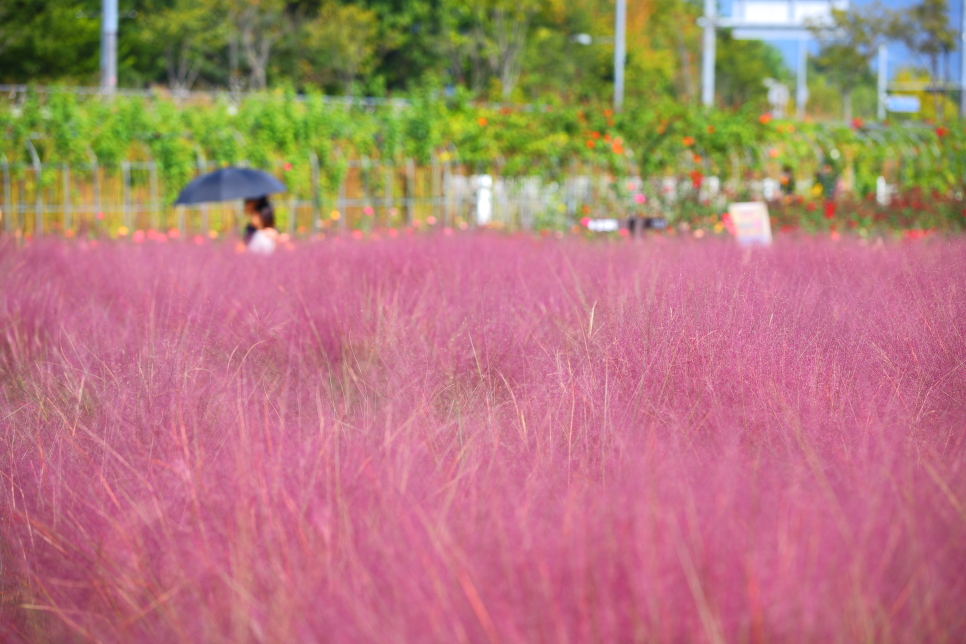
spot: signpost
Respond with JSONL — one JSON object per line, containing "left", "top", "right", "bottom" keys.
{"left": 727, "top": 202, "right": 773, "bottom": 245}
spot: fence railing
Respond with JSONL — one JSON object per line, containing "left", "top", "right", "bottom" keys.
{"left": 1, "top": 147, "right": 912, "bottom": 238}
{"left": 0, "top": 153, "right": 732, "bottom": 237}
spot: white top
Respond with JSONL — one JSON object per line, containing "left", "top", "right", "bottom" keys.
{"left": 248, "top": 229, "right": 277, "bottom": 255}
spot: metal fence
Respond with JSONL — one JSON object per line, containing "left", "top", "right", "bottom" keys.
{"left": 2, "top": 150, "right": 756, "bottom": 237}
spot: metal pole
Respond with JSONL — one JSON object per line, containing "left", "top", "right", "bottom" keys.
{"left": 149, "top": 161, "right": 159, "bottom": 231}
{"left": 961, "top": 0, "right": 966, "bottom": 118}
{"left": 1, "top": 155, "right": 10, "bottom": 234}
{"left": 877, "top": 44, "right": 888, "bottom": 121}
{"left": 701, "top": 0, "right": 717, "bottom": 107}
{"left": 101, "top": 0, "right": 118, "bottom": 93}
{"left": 614, "top": 0, "right": 626, "bottom": 111}
{"left": 25, "top": 139, "right": 42, "bottom": 237}
{"left": 121, "top": 161, "right": 131, "bottom": 230}
{"left": 797, "top": 38, "right": 808, "bottom": 119}
{"left": 309, "top": 151, "right": 320, "bottom": 233}
{"left": 63, "top": 164, "right": 71, "bottom": 233}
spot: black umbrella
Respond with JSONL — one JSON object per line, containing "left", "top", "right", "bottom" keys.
{"left": 173, "top": 167, "right": 286, "bottom": 205}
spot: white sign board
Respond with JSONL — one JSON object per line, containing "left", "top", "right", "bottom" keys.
{"left": 728, "top": 202, "right": 773, "bottom": 245}
{"left": 475, "top": 174, "right": 493, "bottom": 225}
{"left": 885, "top": 95, "right": 920, "bottom": 113}
{"left": 731, "top": 0, "right": 846, "bottom": 25}
{"left": 586, "top": 218, "right": 620, "bottom": 232}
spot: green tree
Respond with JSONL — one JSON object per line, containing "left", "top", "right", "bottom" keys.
{"left": 715, "top": 30, "right": 789, "bottom": 109}
{"left": 137, "top": 0, "right": 227, "bottom": 92}
{"left": 894, "top": 0, "right": 957, "bottom": 118}
{"left": 301, "top": 3, "right": 380, "bottom": 94}
{"left": 808, "top": 2, "right": 895, "bottom": 121}
{"left": 0, "top": 0, "right": 100, "bottom": 83}
{"left": 230, "top": 0, "right": 290, "bottom": 90}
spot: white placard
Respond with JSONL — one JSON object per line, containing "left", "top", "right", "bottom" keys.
{"left": 728, "top": 202, "right": 773, "bottom": 245}
{"left": 587, "top": 219, "right": 620, "bottom": 232}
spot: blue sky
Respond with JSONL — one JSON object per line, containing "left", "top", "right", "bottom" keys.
{"left": 719, "top": 0, "right": 963, "bottom": 81}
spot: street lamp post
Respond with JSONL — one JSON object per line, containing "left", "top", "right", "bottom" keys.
{"left": 614, "top": 0, "right": 626, "bottom": 111}
{"left": 701, "top": 0, "right": 716, "bottom": 107}
{"left": 101, "top": 0, "right": 118, "bottom": 93}
{"left": 961, "top": 0, "right": 966, "bottom": 118}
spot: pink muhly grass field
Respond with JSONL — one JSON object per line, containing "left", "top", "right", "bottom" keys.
{"left": 1, "top": 234, "right": 965, "bottom": 643}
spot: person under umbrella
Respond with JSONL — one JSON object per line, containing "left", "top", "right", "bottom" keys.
{"left": 173, "top": 167, "right": 286, "bottom": 254}
{"left": 244, "top": 196, "right": 278, "bottom": 255}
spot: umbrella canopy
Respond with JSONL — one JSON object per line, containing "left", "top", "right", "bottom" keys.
{"left": 173, "top": 167, "right": 286, "bottom": 205}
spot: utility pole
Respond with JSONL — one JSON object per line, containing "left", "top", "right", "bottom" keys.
{"left": 701, "top": 0, "right": 716, "bottom": 107}
{"left": 614, "top": 0, "right": 626, "bottom": 111}
{"left": 877, "top": 44, "right": 888, "bottom": 121}
{"left": 961, "top": 0, "right": 966, "bottom": 118}
{"left": 101, "top": 0, "right": 118, "bottom": 93}
{"left": 796, "top": 38, "right": 808, "bottom": 119}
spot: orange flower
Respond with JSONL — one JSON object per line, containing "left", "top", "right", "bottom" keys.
{"left": 682, "top": 136, "right": 695, "bottom": 147}
{"left": 591, "top": 131, "right": 601, "bottom": 140}
{"left": 478, "top": 117, "right": 488, "bottom": 127}
{"left": 692, "top": 154, "right": 702, "bottom": 163}
{"left": 586, "top": 140, "right": 596, "bottom": 149}
{"left": 612, "top": 144, "right": 624, "bottom": 155}
{"left": 603, "top": 109, "right": 613, "bottom": 118}
{"left": 706, "top": 125, "right": 715, "bottom": 134}
{"left": 603, "top": 134, "right": 612, "bottom": 143}
{"left": 759, "top": 113, "right": 773, "bottom": 124}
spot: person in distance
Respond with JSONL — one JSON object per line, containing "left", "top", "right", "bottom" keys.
{"left": 244, "top": 196, "right": 279, "bottom": 255}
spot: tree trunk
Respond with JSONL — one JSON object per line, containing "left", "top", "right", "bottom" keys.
{"left": 487, "top": 7, "right": 531, "bottom": 100}
{"left": 676, "top": 28, "right": 696, "bottom": 104}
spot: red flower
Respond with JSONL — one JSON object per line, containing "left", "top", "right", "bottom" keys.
{"left": 689, "top": 170, "right": 703, "bottom": 189}
{"left": 758, "top": 113, "right": 773, "bottom": 125}
{"left": 824, "top": 201, "right": 835, "bottom": 219}
{"left": 936, "top": 126, "right": 949, "bottom": 138}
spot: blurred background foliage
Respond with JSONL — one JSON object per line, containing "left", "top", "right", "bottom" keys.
{"left": 1, "top": 88, "right": 961, "bottom": 203}
{"left": 2, "top": 0, "right": 954, "bottom": 119}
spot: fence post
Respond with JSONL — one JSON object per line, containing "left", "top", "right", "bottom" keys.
{"left": 25, "top": 139, "right": 42, "bottom": 236}
{"left": 121, "top": 161, "right": 131, "bottom": 231}
{"left": 1, "top": 155, "right": 10, "bottom": 234}
{"left": 431, "top": 152, "right": 439, "bottom": 225}
{"left": 149, "top": 161, "right": 160, "bottom": 231}
{"left": 195, "top": 150, "right": 207, "bottom": 235}
{"left": 338, "top": 163, "right": 347, "bottom": 232}
{"left": 361, "top": 155, "right": 371, "bottom": 229}
{"left": 63, "top": 164, "right": 71, "bottom": 233}
{"left": 309, "top": 151, "right": 320, "bottom": 233}
{"left": 405, "top": 157, "right": 415, "bottom": 227}
{"left": 87, "top": 149, "right": 101, "bottom": 232}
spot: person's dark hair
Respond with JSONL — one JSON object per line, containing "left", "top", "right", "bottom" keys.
{"left": 245, "top": 196, "right": 275, "bottom": 243}
{"left": 255, "top": 196, "right": 275, "bottom": 230}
